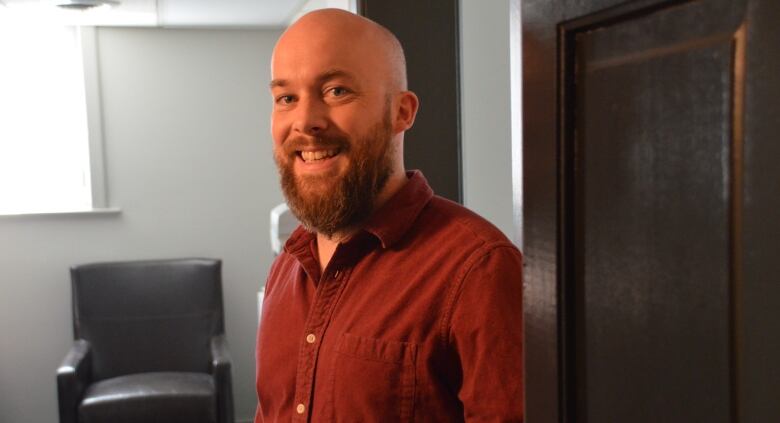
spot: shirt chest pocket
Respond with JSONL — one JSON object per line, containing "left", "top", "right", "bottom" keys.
{"left": 330, "top": 333, "right": 417, "bottom": 423}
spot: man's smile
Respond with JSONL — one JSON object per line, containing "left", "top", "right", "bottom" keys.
{"left": 293, "top": 147, "right": 345, "bottom": 174}
{"left": 298, "top": 148, "right": 341, "bottom": 163}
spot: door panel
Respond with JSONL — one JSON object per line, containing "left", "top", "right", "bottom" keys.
{"left": 521, "top": 0, "right": 779, "bottom": 421}
{"left": 572, "top": 4, "right": 740, "bottom": 421}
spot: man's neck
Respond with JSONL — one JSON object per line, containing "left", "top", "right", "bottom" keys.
{"left": 316, "top": 170, "right": 408, "bottom": 272}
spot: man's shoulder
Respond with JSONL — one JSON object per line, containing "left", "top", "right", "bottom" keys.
{"left": 264, "top": 248, "right": 300, "bottom": 290}
{"left": 414, "top": 194, "right": 518, "bottom": 252}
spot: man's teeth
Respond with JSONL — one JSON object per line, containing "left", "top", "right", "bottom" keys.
{"left": 301, "top": 149, "right": 338, "bottom": 162}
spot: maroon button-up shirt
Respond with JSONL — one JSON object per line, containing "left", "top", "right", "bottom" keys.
{"left": 255, "top": 171, "right": 523, "bottom": 422}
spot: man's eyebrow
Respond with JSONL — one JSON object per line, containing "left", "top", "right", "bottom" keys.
{"left": 268, "top": 69, "right": 357, "bottom": 90}
{"left": 269, "top": 79, "right": 287, "bottom": 89}
{"left": 317, "top": 69, "right": 357, "bottom": 83}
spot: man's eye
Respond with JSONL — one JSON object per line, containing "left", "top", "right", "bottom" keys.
{"left": 328, "top": 87, "right": 348, "bottom": 97}
{"left": 276, "top": 95, "right": 295, "bottom": 104}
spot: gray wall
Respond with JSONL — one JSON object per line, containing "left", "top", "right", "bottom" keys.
{"left": 0, "top": 27, "right": 282, "bottom": 423}
{"left": 460, "top": 0, "right": 515, "bottom": 240}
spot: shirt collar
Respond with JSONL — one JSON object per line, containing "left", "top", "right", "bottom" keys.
{"left": 283, "top": 170, "right": 434, "bottom": 253}
{"left": 361, "top": 170, "right": 433, "bottom": 249}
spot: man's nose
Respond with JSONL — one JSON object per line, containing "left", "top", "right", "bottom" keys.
{"left": 292, "top": 97, "right": 328, "bottom": 135}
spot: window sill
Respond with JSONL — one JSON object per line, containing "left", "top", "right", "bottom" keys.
{"left": 0, "top": 207, "right": 122, "bottom": 218}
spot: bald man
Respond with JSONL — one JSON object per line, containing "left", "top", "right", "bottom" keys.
{"left": 256, "top": 9, "right": 523, "bottom": 422}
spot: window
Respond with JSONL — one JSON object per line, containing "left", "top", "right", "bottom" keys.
{"left": 0, "top": 8, "right": 112, "bottom": 215}
{"left": 0, "top": 21, "right": 91, "bottom": 214}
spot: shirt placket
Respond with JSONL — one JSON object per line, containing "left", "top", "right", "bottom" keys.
{"left": 292, "top": 266, "right": 348, "bottom": 421}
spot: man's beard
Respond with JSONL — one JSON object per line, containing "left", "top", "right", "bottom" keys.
{"left": 275, "top": 111, "right": 395, "bottom": 238}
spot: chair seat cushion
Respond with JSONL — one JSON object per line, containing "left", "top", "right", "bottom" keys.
{"left": 78, "top": 371, "right": 216, "bottom": 423}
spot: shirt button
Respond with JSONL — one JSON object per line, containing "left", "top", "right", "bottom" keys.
{"left": 306, "top": 333, "right": 316, "bottom": 344}
{"left": 296, "top": 403, "right": 306, "bottom": 414}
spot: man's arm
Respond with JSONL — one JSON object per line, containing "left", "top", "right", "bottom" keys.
{"left": 448, "top": 244, "right": 524, "bottom": 422}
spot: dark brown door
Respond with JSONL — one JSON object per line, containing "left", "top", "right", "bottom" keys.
{"left": 521, "top": 0, "right": 780, "bottom": 422}
{"left": 358, "top": 0, "right": 462, "bottom": 203}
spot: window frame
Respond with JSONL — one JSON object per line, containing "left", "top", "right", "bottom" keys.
{"left": 80, "top": 26, "right": 110, "bottom": 211}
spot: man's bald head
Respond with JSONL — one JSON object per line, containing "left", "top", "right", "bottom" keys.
{"left": 268, "top": 8, "right": 420, "bottom": 239}
{"left": 273, "top": 8, "right": 407, "bottom": 92}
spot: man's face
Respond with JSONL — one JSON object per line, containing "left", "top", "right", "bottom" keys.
{"left": 270, "top": 26, "right": 398, "bottom": 237}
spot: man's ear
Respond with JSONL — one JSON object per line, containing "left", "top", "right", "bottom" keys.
{"left": 394, "top": 91, "right": 419, "bottom": 133}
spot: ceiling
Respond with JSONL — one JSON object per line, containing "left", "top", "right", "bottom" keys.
{"left": 157, "top": 0, "right": 306, "bottom": 28}
{"left": 0, "top": 0, "right": 351, "bottom": 27}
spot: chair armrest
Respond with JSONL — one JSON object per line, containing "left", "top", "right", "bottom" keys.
{"left": 210, "top": 334, "right": 232, "bottom": 373}
{"left": 57, "top": 339, "right": 92, "bottom": 423}
{"left": 210, "top": 334, "right": 234, "bottom": 423}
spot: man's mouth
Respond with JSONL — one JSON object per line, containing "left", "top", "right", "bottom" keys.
{"left": 298, "top": 148, "right": 341, "bottom": 163}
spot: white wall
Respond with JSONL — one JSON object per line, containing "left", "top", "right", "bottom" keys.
{"left": 0, "top": 27, "right": 282, "bottom": 423}
{"left": 460, "top": 0, "right": 515, "bottom": 240}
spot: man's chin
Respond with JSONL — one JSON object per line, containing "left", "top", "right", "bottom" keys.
{"left": 294, "top": 173, "right": 340, "bottom": 193}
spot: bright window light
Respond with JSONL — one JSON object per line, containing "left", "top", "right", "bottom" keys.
{"left": 0, "top": 19, "right": 93, "bottom": 214}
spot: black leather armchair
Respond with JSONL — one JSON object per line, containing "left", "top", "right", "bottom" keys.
{"left": 57, "top": 258, "right": 234, "bottom": 423}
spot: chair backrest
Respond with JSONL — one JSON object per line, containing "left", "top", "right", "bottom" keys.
{"left": 70, "top": 258, "right": 224, "bottom": 381}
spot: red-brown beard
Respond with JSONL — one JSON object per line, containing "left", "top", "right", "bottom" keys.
{"left": 274, "top": 110, "right": 395, "bottom": 238}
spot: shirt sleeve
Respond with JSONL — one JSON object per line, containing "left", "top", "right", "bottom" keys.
{"left": 448, "top": 244, "right": 524, "bottom": 422}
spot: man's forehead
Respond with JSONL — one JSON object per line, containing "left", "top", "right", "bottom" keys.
{"left": 272, "top": 31, "right": 367, "bottom": 68}
{"left": 272, "top": 14, "right": 369, "bottom": 62}
{"left": 270, "top": 40, "right": 375, "bottom": 88}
